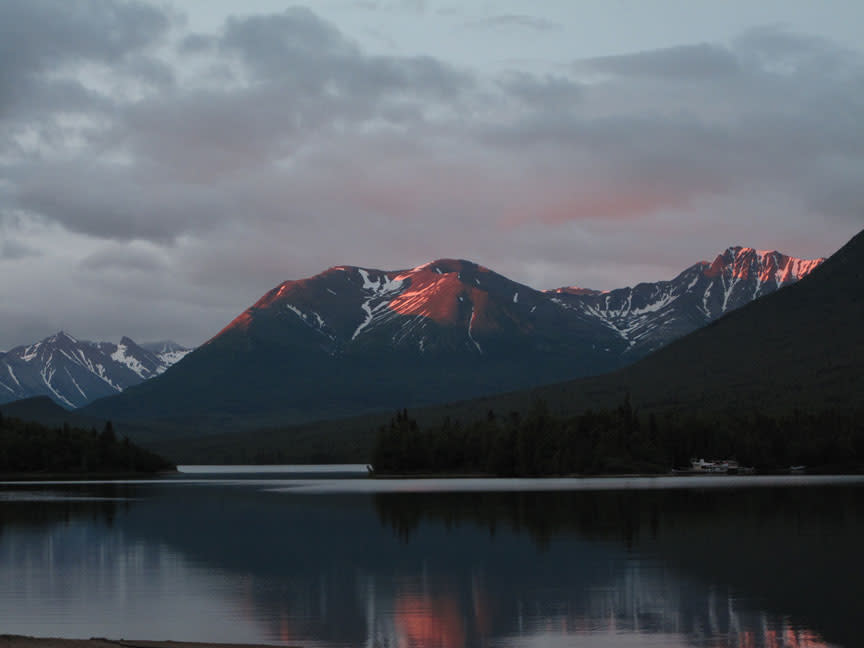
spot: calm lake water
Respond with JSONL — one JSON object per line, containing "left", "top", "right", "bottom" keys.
{"left": 1, "top": 467, "right": 862, "bottom": 648}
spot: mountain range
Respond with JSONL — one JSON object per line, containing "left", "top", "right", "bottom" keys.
{"left": 0, "top": 333, "right": 190, "bottom": 408}
{"left": 139, "top": 228, "right": 862, "bottom": 465}
{"left": 551, "top": 246, "right": 822, "bottom": 356}
{"left": 79, "top": 245, "right": 822, "bottom": 427}
{"left": 417, "top": 227, "right": 864, "bottom": 425}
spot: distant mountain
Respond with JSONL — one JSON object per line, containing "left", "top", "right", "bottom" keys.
{"left": 550, "top": 247, "right": 823, "bottom": 356}
{"left": 140, "top": 340, "right": 193, "bottom": 366}
{"left": 0, "top": 395, "right": 105, "bottom": 430}
{"left": 601, "top": 232, "right": 862, "bottom": 413}
{"left": 83, "top": 259, "right": 627, "bottom": 423}
{"left": 155, "top": 233, "right": 858, "bottom": 465}
{"left": 0, "top": 332, "right": 191, "bottom": 408}
{"left": 416, "top": 229, "right": 864, "bottom": 424}
{"left": 82, "top": 247, "right": 821, "bottom": 427}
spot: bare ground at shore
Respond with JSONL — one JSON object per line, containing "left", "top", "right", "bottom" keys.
{"left": 0, "top": 636, "right": 295, "bottom": 648}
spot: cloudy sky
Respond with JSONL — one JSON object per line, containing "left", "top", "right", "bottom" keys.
{"left": 1, "top": 0, "right": 863, "bottom": 349}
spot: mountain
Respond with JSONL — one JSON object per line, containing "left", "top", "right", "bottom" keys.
{"left": 550, "top": 247, "right": 823, "bottom": 356}
{"left": 0, "top": 395, "right": 74, "bottom": 423}
{"left": 603, "top": 230, "right": 863, "bottom": 413}
{"left": 0, "top": 395, "right": 108, "bottom": 431}
{"left": 83, "top": 247, "right": 821, "bottom": 427}
{"left": 140, "top": 340, "right": 193, "bottom": 366}
{"left": 148, "top": 231, "right": 858, "bottom": 465}
{"left": 417, "top": 228, "right": 864, "bottom": 424}
{"left": 0, "top": 332, "right": 191, "bottom": 408}
{"left": 83, "top": 259, "right": 627, "bottom": 424}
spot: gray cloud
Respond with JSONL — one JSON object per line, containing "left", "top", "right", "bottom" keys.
{"left": 0, "top": 239, "right": 39, "bottom": 260}
{"left": 498, "top": 73, "right": 582, "bottom": 112}
{"left": 0, "top": 0, "right": 170, "bottom": 115}
{"left": 354, "top": 1, "right": 429, "bottom": 13}
{"left": 219, "top": 8, "right": 469, "bottom": 98}
{"left": 3, "top": 5, "right": 473, "bottom": 246}
{"left": 0, "top": 5, "right": 861, "bottom": 348}
{"left": 9, "top": 159, "right": 244, "bottom": 242}
{"left": 221, "top": 7, "right": 358, "bottom": 77}
{"left": 474, "top": 27, "right": 864, "bottom": 226}
{"left": 468, "top": 14, "right": 562, "bottom": 32}
{"left": 578, "top": 43, "right": 741, "bottom": 79}
{"left": 178, "top": 33, "right": 219, "bottom": 54}
{"left": 80, "top": 245, "right": 164, "bottom": 273}
{"left": 733, "top": 25, "right": 861, "bottom": 77}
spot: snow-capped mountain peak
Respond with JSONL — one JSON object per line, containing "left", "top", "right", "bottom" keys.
{"left": 0, "top": 334, "right": 193, "bottom": 408}
{"left": 140, "top": 340, "right": 193, "bottom": 369}
{"left": 211, "top": 248, "right": 822, "bottom": 366}
{"left": 549, "top": 246, "right": 824, "bottom": 355}
{"left": 80, "top": 242, "right": 831, "bottom": 426}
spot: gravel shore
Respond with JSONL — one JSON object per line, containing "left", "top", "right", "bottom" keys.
{"left": 0, "top": 636, "right": 294, "bottom": 648}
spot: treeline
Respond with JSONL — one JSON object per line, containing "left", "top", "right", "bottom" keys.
{"left": 371, "top": 400, "right": 864, "bottom": 476}
{"left": 0, "top": 411, "right": 174, "bottom": 474}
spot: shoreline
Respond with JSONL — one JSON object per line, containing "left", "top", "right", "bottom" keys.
{"left": 0, "top": 470, "right": 178, "bottom": 482}
{"left": 368, "top": 468, "right": 861, "bottom": 478}
{"left": 0, "top": 635, "right": 293, "bottom": 648}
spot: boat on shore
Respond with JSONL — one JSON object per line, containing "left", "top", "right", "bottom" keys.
{"left": 672, "top": 458, "right": 755, "bottom": 475}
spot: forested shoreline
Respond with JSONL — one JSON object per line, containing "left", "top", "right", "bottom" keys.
{"left": 0, "top": 411, "right": 174, "bottom": 475}
{"left": 371, "top": 401, "right": 864, "bottom": 476}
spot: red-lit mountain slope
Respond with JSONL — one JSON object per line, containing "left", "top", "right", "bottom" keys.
{"left": 81, "top": 248, "right": 822, "bottom": 427}
{"left": 550, "top": 247, "right": 823, "bottom": 356}
{"left": 452, "top": 230, "right": 863, "bottom": 420}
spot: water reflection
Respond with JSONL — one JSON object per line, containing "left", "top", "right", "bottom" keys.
{"left": 0, "top": 480, "right": 858, "bottom": 648}
{"left": 373, "top": 489, "right": 858, "bottom": 647}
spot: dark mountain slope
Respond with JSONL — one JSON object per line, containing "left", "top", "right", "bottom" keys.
{"left": 619, "top": 228, "right": 864, "bottom": 413}
{"left": 432, "top": 227, "right": 864, "bottom": 422}
{"left": 145, "top": 230, "right": 854, "bottom": 464}
{"left": 0, "top": 394, "right": 137, "bottom": 430}
{"left": 0, "top": 396, "right": 75, "bottom": 427}
{"left": 82, "top": 247, "right": 823, "bottom": 429}
{"left": 550, "top": 247, "right": 822, "bottom": 357}
{"left": 83, "top": 260, "right": 626, "bottom": 425}
{"left": 0, "top": 332, "right": 191, "bottom": 408}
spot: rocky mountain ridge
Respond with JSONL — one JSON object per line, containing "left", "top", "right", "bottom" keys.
{"left": 0, "top": 332, "right": 191, "bottom": 408}
{"left": 550, "top": 247, "right": 823, "bottom": 356}
{"left": 80, "top": 245, "right": 822, "bottom": 424}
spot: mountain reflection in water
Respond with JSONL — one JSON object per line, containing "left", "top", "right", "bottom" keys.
{"left": 0, "top": 479, "right": 858, "bottom": 648}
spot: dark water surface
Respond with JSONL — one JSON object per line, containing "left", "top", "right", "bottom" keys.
{"left": 0, "top": 467, "right": 861, "bottom": 648}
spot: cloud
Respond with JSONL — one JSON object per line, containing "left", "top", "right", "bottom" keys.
{"left": 352, "top": 0, "right": 429, "bottom": 13}
{"left": 0, "top": 6, "right": 861, "bottom": 348}
{"left": 0, "top": 239, "right": 39, "bottom": 260}
{"left": 468, "top": 14, "right": 562, "bottom": 32}
{"left": 3, "top": 4, "right": 474, "bottom": 246}
{"left": 577, "top": 43, "right": 741, "bottom": 79}
{"left": 80, "top": 244, "right": 164, "bottom": 273}
{"left": 498, "top": 73, "right": 582, "bottom": 112}
{"left": 218, "top": 8, "right": 469, "bottom": 98}
{"left": 733, "top": 25, "right": 860, "bottom": 77}
{"left": 0, "top": 0, "right": 171, "bottom": 116}
{"left": 475, "top": 26, "right": 864, "bottom": 225}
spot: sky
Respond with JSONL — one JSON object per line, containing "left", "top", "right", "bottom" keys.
{"left": 1, "top": 0, "right": 863, "bottom": 349}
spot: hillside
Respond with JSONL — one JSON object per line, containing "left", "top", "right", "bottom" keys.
{"left": 0, "top": 409, "right": 174, "bottom": 475}
{"left": 0, "top": 332, "right": 191, "bottom": 408}
{"left": 149, "top": 229, "right": 863, "bottom": 464}
{"left": 82, "top": 249, "right": 820, "bottom": 429}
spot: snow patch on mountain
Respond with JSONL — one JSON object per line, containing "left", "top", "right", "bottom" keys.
{"left": 0, "top": 335, "right": 195, "bottom": 408}
{"left": 111, "top": 343, "right": 149, "bottom": 379}
{"left": 551, "top": 246, "right": 823, "bottom": 356}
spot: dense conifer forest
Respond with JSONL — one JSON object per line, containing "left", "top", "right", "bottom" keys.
{"left": 0, "top": 411, "right": 174, "bottom": 474}
{"left": 371, "top": 401, "right": 864, "bottom": 476}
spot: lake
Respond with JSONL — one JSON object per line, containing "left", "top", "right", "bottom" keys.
{"left": 0, "top": 467, "right": 862, "bottom": 648}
